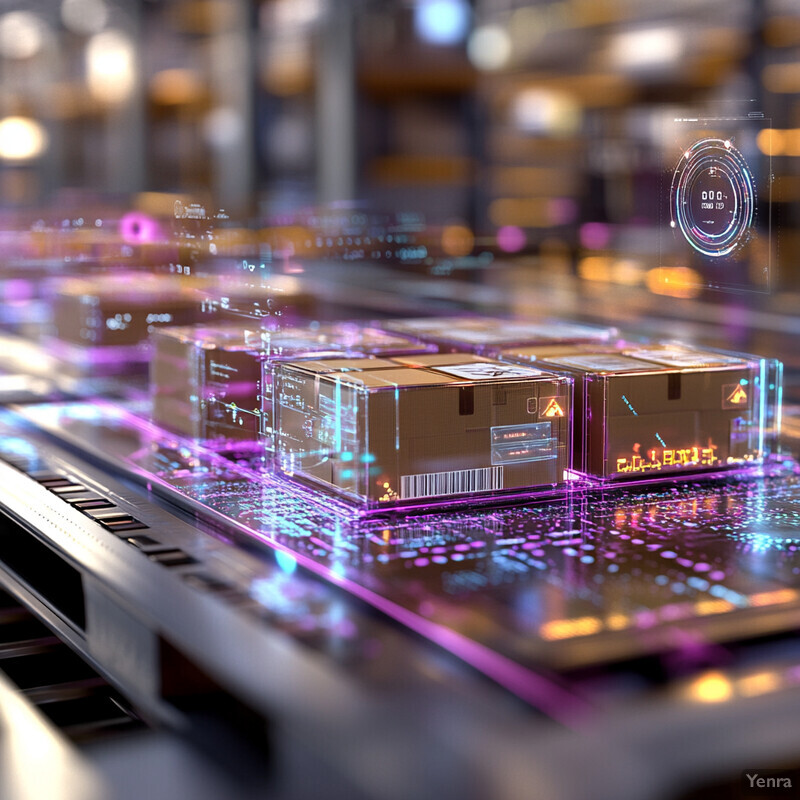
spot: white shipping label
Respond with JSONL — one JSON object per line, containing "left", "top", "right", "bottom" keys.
{"left": 432, "top": 362, "right": 543, "bottom": 381}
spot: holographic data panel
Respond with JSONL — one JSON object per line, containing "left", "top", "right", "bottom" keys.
{"left": 661, "top": 116, "right": 772, "bottom": 294}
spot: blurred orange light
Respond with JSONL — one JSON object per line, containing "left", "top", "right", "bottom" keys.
{"left": 785, "top": 129, "right": 800, "bottom": 157}
{"left": 540, "top": 616, "right": 602, "bottom": 641}
{"left": 695, "top": 599, "right": 733, "bottom": 616}
{"left": 645, "top": 267, "right": 702, "bottom": 299}
{"left": 738, "top": 672, "right": 780, "bottom": 698}
{"left": 749, "top": 589, "right": 798, "bottom": 607}
{"left": 578, "top": 256, "right": 612, "bottom": 282}
{"left": 261, "top": 37, "right": 312, "bottom": 96}
{"left": 753, "top": 128, "right": 800, "bottom": 157}
{"left": 762, "top": 62, "right": 800, "bottom": 93}
{"left": 688, "top": 672, "right": 732, "bottom": 704}
{"left": 150, "top": 69, "right": 204, "bottom": 106}
{"left": 441, "top": 224, "right": 474, "bottom": 257}
{"left": 756, "top": 128, "right": 781, "bottom": 156}
{"left": 605, "top": 614, "right": 629, "bottom": 631}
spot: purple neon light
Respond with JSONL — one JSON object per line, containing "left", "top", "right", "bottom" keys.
{"left": 579, "top": 222, "right": 611, "bottom": 250}
{"left": 119, "top": 212, "right": 162, "bottom": 244}
{"left": 496, "top": 226, "right": 526, "bottom": 253}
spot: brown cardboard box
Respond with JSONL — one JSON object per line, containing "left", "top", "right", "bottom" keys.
{"left": 381, "top": 316, "right": 617, "bottom": 354}
{"left": 501, "top": 343, "right": 770, "bottom": 480}
{"left": 150, "top": 323, "right": 435, "bottom": 447}
{"left": 151, "top": 324, "right": 266, "bottom": 442}
{"left": 276, "top": 353, "right": 572, "bottom": 508}
{"left": 52, "top": 274, "right": 201, "bottom": 348}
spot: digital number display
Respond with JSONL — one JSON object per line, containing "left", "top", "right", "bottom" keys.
{"left": 670, "top": 137, "right": 756, "bottom": 258}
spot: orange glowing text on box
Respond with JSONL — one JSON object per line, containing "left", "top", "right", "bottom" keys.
{"left": 616, "top": 444, "right": 719, "bottom": 474}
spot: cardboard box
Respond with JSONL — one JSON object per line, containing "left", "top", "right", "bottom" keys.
{"left": 48, "top": 273, "right": 209, "bottom": 377}
{"left": 150, "top": 322, "right": 435, "bottom": 448}
{"left": 275, "top": 353, "right": 572, "bottom": 509}
{"left": 500, "top": 342, "right": 780, "bottom": 480}
{"left": 51, "top": 272, "right": 318, "bottom": 351}
{"left": 52, "top": 274, "right": 201, "bottom": 348}
{"left": 381, "top": 316, "right": 617, "bottom": 354}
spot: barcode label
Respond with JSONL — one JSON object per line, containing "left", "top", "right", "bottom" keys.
{"left": 400, "top": 466, "right": 503, "bottom": 500}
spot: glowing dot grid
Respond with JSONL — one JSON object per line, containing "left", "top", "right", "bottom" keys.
{"left": 9, "top": 400, "right": 800, "bottom": 720}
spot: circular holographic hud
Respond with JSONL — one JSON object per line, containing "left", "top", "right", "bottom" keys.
{"left": 670, "top": 138, "right": 756, "bottom": 258}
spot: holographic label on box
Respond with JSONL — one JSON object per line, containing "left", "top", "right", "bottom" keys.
{"left": 490, "top": 422, "right": 552, "bottom": 445}
{"left": 491, "top": 423, "right": 556, "bottom": 465}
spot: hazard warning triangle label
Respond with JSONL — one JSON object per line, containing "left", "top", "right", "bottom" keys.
{"left": 541, "top": 398, "right": 565, "bottom": 417}
{"left": 725, "top": 384, "right": 748, "bottom": 405}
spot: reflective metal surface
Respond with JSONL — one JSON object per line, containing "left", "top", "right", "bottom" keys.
{"left": 10, "top": 401, "right": 800, "bottom": 706}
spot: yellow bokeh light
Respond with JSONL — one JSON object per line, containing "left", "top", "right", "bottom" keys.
{"left": 86, "top": 30, "right": 136, "bottom": 104}
{"left": 756, "top": 128, "right": 780, "bottom": 156}
{"left": 738, "top": 671, "right": 780, "bottom": 698}
{"left": 540, "top": 616, "right": 602, "bottom": 641}
{"left": 0, "top": 116, "right": 48, "bottom": 161}
{"left": 605, "top": 613, "right": 629, "bottom": 631}
{"left": 749, "top": 588, "right": 798, "bottom": 607}
{"left": 753, "top": 128, "right": 800, "bottom": 157}
{"left": 645, "top": 266, "right": 702, "bottom": 299}
{"left": 688, "top": 672, "right": 733, "bottom": 704}
{"left": 694, "top": 598, "right": 734, "bottom": 616}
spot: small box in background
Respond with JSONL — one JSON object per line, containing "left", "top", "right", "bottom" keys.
{"left": 49, "top": 273, "right": 203, "bottom": 376}
{"left": 380, "top": 315, "right": 617, "bottom": 355}
{"left": 275, "top": 352, "right": 572, "bottom": 510}
{"left": 500, "top": 342, "right": 782, "bottom": 481}
{"left": 150, "top": 322, "right": 436, "bottom": 450}
{"left": 49, "top": 272, "right": 323, "bottom": 379}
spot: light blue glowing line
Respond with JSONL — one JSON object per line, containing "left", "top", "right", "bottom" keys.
{"left": 395, "top": 386, "right": 400, "bottom": 450}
